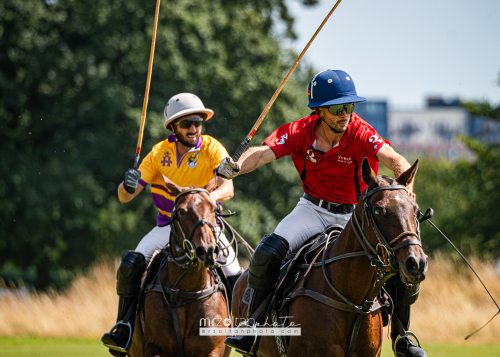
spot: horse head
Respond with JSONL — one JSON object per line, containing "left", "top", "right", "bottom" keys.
{"left": 360, "top": 158, "right": 428, "bottom": 285}
{"left": 163, "top": 176, "right": 220, "bottom": 268}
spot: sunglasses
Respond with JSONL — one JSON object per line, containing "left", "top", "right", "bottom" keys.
{"left": 174, "top": 119, "right": 203, "bottom": 129}
{"left": 327, "top": 103, "right": 355, "bottom": 115}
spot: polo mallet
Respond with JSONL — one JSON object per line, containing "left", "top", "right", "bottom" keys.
{"left": 126, "top": 0, "right": 162, "bottom": 194}
{"left": 231, "top": 0, "right": 344, "bottom": 161}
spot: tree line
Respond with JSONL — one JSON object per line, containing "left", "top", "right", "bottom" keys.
{"left": 1, "top": 0, "right": 498, "bottom": 288}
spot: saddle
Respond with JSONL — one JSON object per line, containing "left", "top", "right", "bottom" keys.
{"left": 273, "top": 224, "right": 344, "bottom": 311}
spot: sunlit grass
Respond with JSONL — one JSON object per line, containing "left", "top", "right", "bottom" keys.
{"left": 0, "top": 256, "right": 499, "bottom": 345}
{"left": 2, "top": 337, "right": 500, "bottom": 357}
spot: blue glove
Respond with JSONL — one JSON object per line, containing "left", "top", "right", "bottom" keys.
{"left": 124, "top": 169, "right": 141, "bottom": 190}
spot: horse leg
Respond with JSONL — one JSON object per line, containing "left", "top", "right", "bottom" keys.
{"left": 222, "top": 345, "right": 232, "bottom": 357}
{"left": 127, "top": 316, "right": 144, "bottom": 357}
{"left": 142, "top": 343, "right": 166, "bottom": 357}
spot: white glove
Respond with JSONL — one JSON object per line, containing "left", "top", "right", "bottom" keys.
{"left": 217, "top": 157, "right": 241, "bottom": 179}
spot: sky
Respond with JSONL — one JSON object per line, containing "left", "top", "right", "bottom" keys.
{"left": 287, "top": 0, "right": 500, "bottom": 110}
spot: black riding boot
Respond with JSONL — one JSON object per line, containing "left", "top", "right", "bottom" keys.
{"left": 387, "top": 277, "right": 427, "bottom": 357}
{"left": 224, "top": 234, "right": 289, "bottom": 355}
{"left": 102, "top": 251, "right": 146, "bottom": 357}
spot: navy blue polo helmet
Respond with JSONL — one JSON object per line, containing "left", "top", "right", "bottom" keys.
{"left": 307, "top": 69, "right": 366, "bottom": 108}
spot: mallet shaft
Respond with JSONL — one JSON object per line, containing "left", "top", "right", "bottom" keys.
{"left": 232, "top": 0, "right": 344, "bottom": 161}
{"left": 126, "top": 0, "right": 161, "bottom": 194}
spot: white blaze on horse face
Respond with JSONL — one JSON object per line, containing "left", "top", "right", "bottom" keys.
{"left": 394, "top": 194, "right": 404, "bottom": 204}
{"left": 193, "top": 196, "right": 203, "bottom": 210}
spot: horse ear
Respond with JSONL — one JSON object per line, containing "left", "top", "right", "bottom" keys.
{"left": 361, "top": 157, "right": 377, "bottom": 186}
{"left": 203, "top": 178, "right": 218, "bottom": 193}
{"left": 396, "top": 160, "right": 419, "bottom": 188}
{"left": 162, "top": 175, "right": 182, "bottom": 196}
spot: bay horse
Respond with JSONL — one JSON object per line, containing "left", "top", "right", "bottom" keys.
{"left": 232, "top": 159, "right": 428, "bottom": 357}
{"left": 129, "top": 178, "right": 232, "bottom": 357}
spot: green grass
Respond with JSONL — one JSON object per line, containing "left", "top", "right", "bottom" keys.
{"left": 1, "top": 336, "right": 500, "bottom": 356}
{"left": 0, "top": 336, "right": 109, "bottom": 357}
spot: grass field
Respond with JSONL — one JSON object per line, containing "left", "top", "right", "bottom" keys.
{"left": 1, "top": 257, "right": 499, "bottom": 356}
{"left": 2, "top": 336, "right": 500, "bottom": 357}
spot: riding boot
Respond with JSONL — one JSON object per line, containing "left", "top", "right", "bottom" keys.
{"left": 224, "top": 234, "right": 289, "bottom": 355}
{"left": 102, "top": 251, "right": 146, "bottom": 357}
{"left": 389, "top": 279, "right": 427, "bottom": 357}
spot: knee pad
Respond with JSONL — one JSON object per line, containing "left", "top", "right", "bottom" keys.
{"left": 248, "top": 233, "right": 289, "bottom": 291}
{"left": 116, "top": 251, "right": 147, "bottom": 297}
{"left": 398, "top": 282, "right": 420, "bottom": 306}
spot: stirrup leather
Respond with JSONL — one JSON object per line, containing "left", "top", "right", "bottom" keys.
{"left": 394, "top": 331, "right": 421, "bottom": 356}
{"left": 103, "top": 320, "right": 132, "bottom": 353}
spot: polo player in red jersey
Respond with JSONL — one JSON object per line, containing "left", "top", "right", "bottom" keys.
{"left": 217, "top": 70, "right": 427, "bottom": 357}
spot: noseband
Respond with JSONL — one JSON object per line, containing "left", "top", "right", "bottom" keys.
{"left": 351, "top": 181, "right": 422, "bottom": 269}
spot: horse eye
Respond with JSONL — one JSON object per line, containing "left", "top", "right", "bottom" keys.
{"left": 178, "top": 208, "right": 186, "bottom": 216}
{"left": 374, "top": 208, "right": 382, "bottom": 216}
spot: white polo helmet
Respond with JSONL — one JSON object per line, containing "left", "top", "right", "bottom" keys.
{"left": 164, "top": 93, "right": 214, "bottom": 130}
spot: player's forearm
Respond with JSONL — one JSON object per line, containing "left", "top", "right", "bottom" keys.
{"left": 210, "top": 178, "right": 234, "bottom": 203}
{"left": 239, "top": 146, "right": 274, "bottom": 175}
{"left": 117, "top": 182, "right": 141, "bottom": 203}
{"left": 384, "top": 153, "right": 413, "bottom": 191}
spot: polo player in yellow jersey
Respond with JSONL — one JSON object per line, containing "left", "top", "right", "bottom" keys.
{"left": 101, "top": 93, "right": 244, "bottom": 356}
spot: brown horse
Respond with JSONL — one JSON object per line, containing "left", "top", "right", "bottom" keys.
{"left": 129, "top": 178, "right": 232, "bottom": 357}
{"left": 232, "top": 159, "right": 428, "bottom": 357}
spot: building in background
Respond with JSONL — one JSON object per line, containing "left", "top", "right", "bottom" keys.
{"left": 354, "top": 101, "right": 388, "bottom": 138}
{"left": 356, "top": 97, "right": 500, "bottom": 160}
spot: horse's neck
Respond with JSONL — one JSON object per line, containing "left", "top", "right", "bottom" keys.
{"left": 328, "top": 221, "right": 379, "bottom": 305}
{"left": 167, "top": 255, "right": 213, "bottom": 292}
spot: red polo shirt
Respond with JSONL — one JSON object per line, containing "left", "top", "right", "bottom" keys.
{"left": 264, "top": 113, "right": 390, "bottom": 204}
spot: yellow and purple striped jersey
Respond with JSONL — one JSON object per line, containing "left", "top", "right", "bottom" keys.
{"left": 138, "top": 134, "right": 228, "bottom": 225}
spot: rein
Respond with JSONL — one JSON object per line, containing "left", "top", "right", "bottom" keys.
{"left": 276, "top": 180, "right": 424, "bottom": 357}
{"left": 144, "top": 188, "right": 235, "bottom": 357}
{"left": 423, "top": 217, "right": 500, "bottom": 340}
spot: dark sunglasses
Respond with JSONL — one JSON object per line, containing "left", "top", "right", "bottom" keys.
{"left": 174, "top": 119, "right": 203, "bottom": 129}
{"left": 327, "top": 103, "right": 355, "bottom": 115}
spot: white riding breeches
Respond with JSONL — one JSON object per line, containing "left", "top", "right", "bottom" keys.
{"left": 135, "top": 224, "right": 242, "bottom": 277}
{"left": 274, "top": 197, "right": 353, "bottom": 255}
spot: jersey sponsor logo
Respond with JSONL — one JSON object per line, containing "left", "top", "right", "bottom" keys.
{"left": 337, "top": 156, "right": 352, "bottom": 165}
{"left": 368, "top": 135, "right": 383, "bottom": 145}
{"left": 275, "top": 134, "right": 288, "bottom": 145}
{"left": 306, "top": 149, "right": 317, "bottom": 163}
{"left": 187, "top": 152, "right": 200, "bottom": 168}
{"left": 161, "top": 151, "right": 173, "bottom": 167}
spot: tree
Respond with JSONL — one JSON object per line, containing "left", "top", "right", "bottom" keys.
{"left": 0, "top": 0, "right": 317, "bottom": 288}
{"left": 413, "top": 71, "right": 500, "bottom": 257}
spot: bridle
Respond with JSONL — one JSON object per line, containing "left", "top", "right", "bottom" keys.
{"left": 144, "top": 188, "right": 237, "bottom": 357}
{"left": 168, "top": 188, "right": 219, "bottom": 266}
{"left": 351, "top": 179, "right": 422, "bottom": 270}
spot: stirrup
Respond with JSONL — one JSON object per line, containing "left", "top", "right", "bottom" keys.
{"left": 102, "top": 320, "right": 132, "bottom": 353}
{"left": 229, "top": 320, "right": 258, "bottom": 356}
{"left": 394, "top": 331, "right": 421, "bottom": 356}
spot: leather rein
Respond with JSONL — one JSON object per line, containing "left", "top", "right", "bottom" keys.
{"left": 272, "top": 180, "right": 424, "bottom": 357}
{"left": 144, "top": 188, "right": 234, "bottom": 357}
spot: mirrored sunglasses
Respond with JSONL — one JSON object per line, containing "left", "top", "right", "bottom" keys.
{"left": 328, "top": 103, "right": 355, "bottom": 115}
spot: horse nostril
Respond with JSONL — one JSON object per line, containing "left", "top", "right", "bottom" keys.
{"left": 419, "top": 257, "right": 428, "bottom": 273}
{"left": 405, "top": 256, "right": 418, "bottom": 274}
{"left": 196, "top": 246, "right": 207, "bottom": 259}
